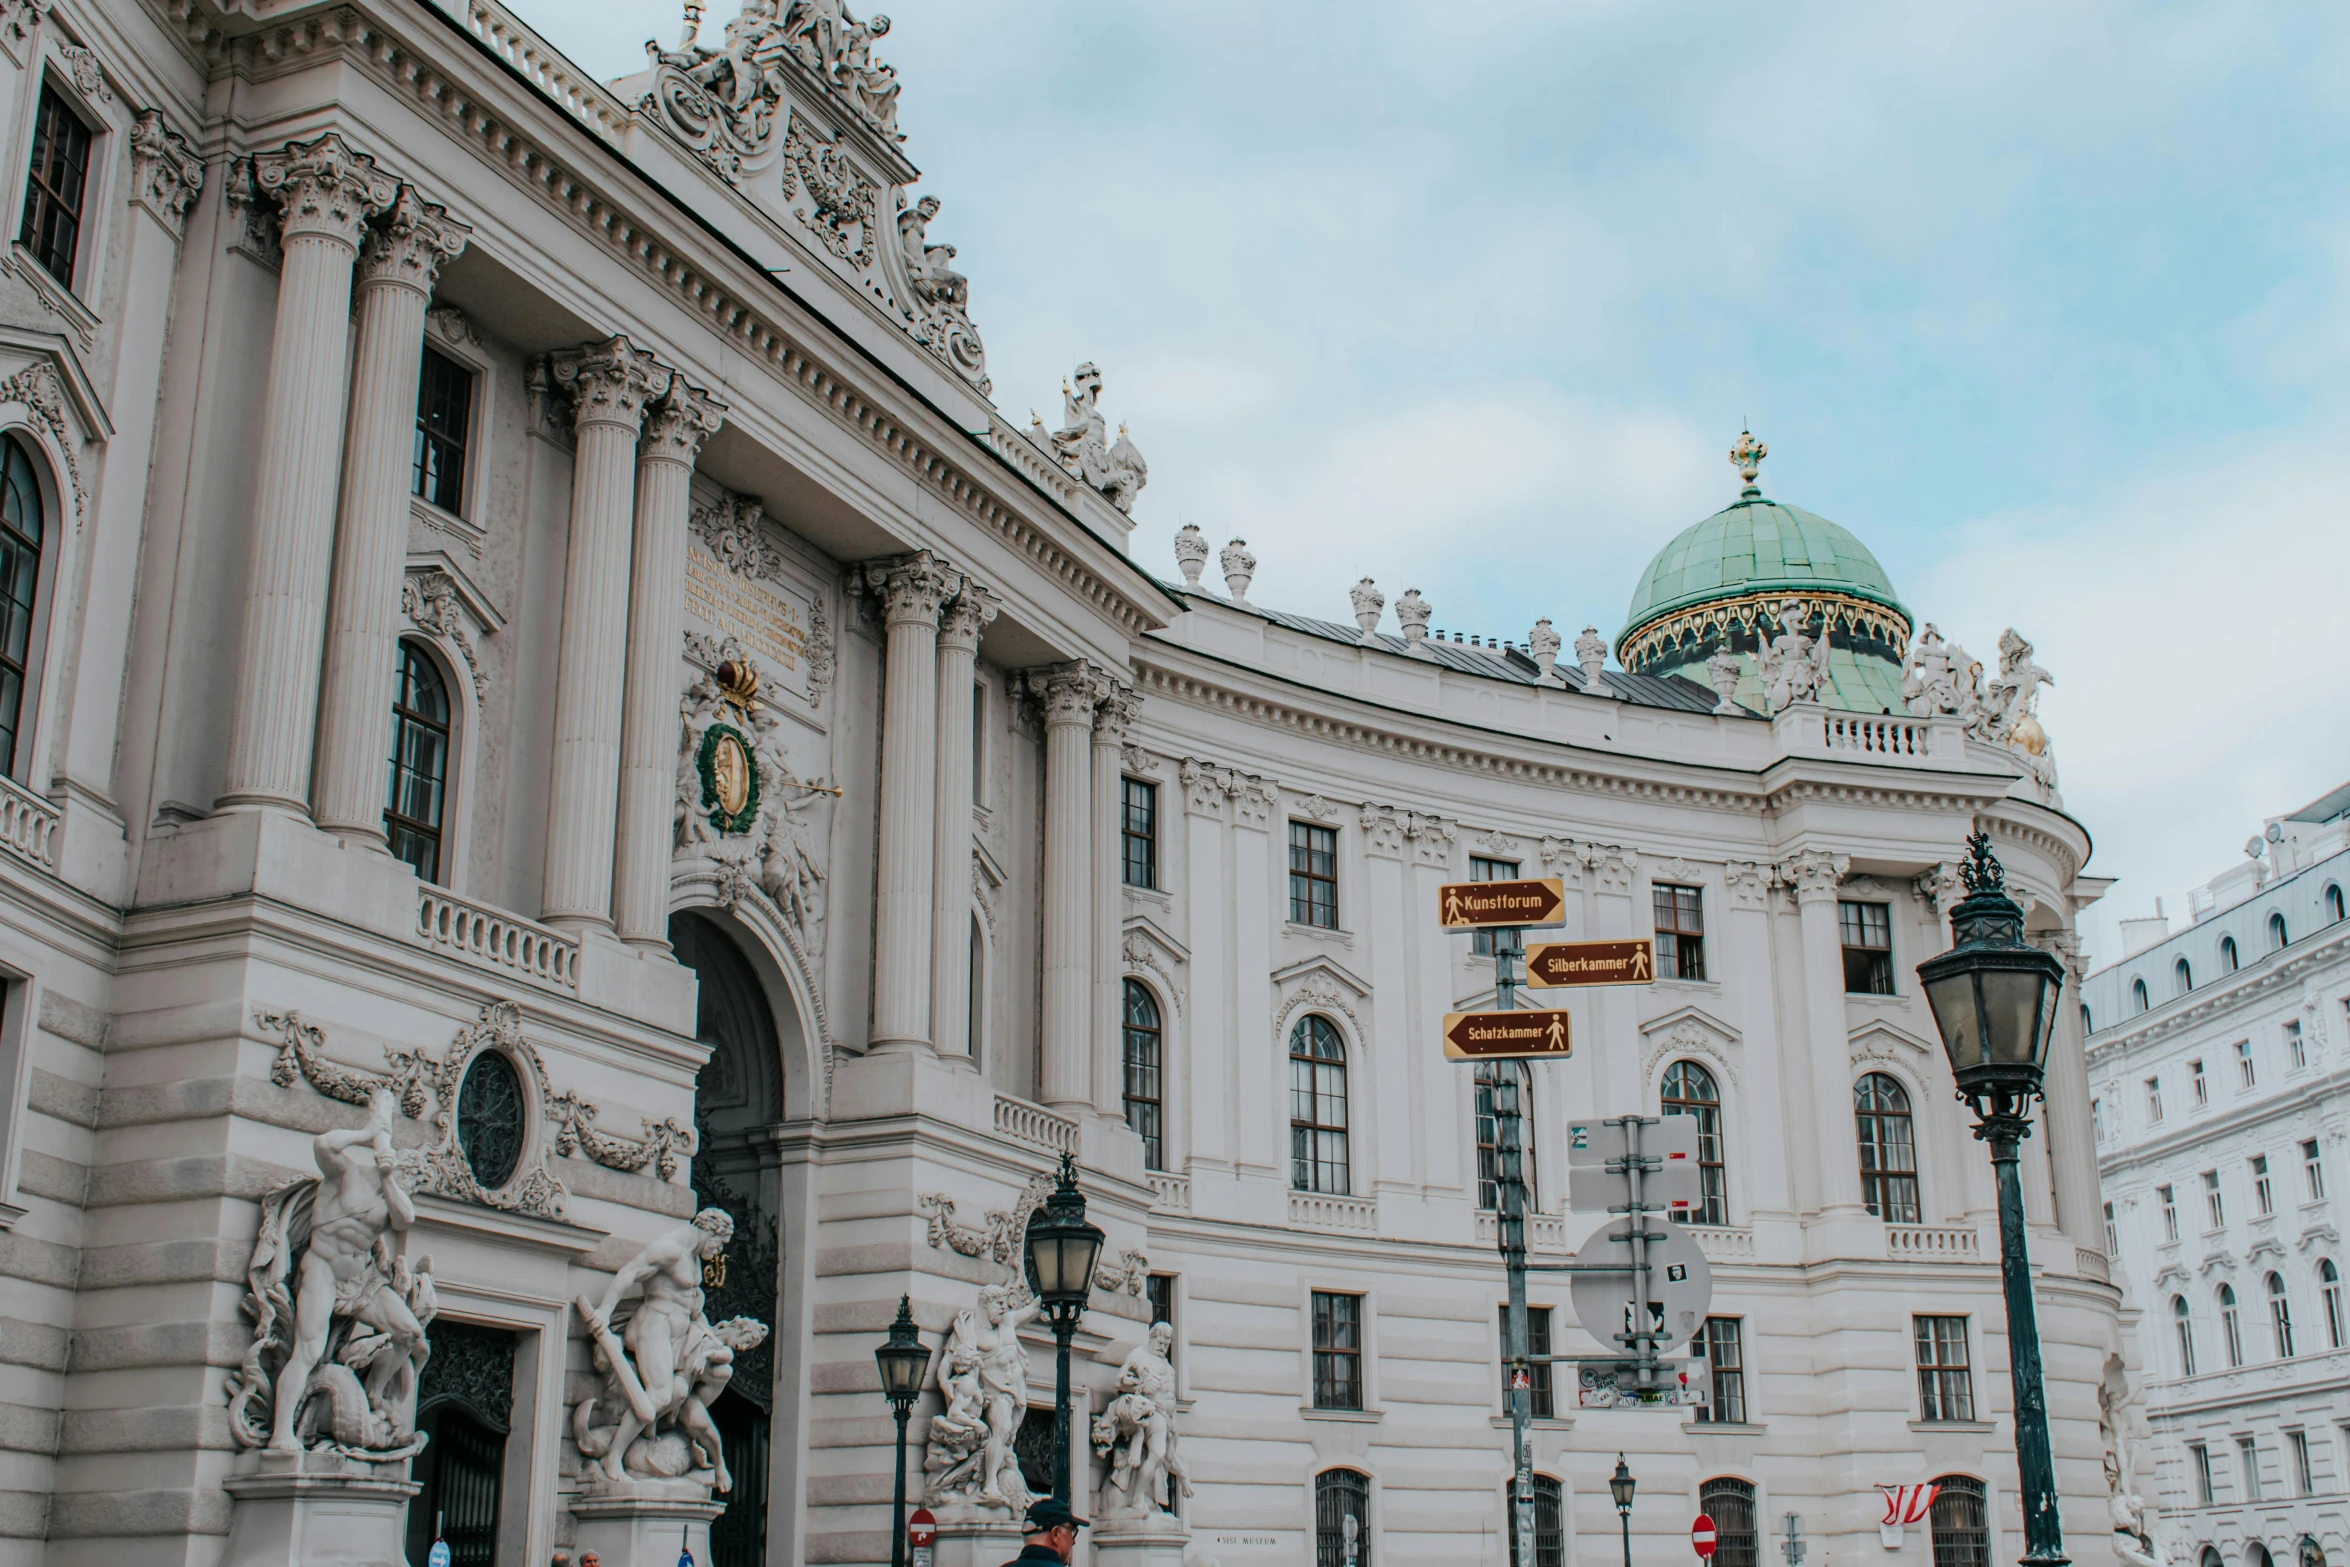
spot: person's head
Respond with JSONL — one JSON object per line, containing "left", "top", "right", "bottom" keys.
{"left": 980, "top": 1284, "right": 1010, "bottom": 1324}
{"left": 691, "top": 1207, "right": 735, "bottom": 1257}
{"left": 1020, "top": 1497, "right": 1086, "bottom": 1561}
{"left": 1149, "top": 1321, "right": 1173, "bottom": 1352}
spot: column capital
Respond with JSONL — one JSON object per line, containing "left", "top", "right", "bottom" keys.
{"left": 1178, "top": 758, "right": 1229, "bottom": 819}
{"left": 1091, "top": 682, "right": 1140, "bottom": 746}
{"left": 1723, "top": 858, "right": 1772, "bottom": 910}
{"left": 863, "top": 550, "right": 957, "bottom": 629}
{"left": 254, "top": 131, "right": 398, "bottom": 248}
{"left": 128, "top": 110, "right": 203, "bottom": 237}
{"left": 2027, "top": 927, "right": 2088, "bottom": 984}
{"left": 1913, "top": 860, "right": 1963, "bottom": 918}
{"left": 357, "top": 185, "right": 471, "bottom": 295}
{"left": 938, "top": 581, "right": 999, "bottom": 652}
{"left": 643, "top": 382, "right": 728, "bottom": 466}
{"left": 1027, "top": 660, "right": 1104, "bottom": 729}
{"left": 552, "top": 335, "right": 672, "bottom": 433}
{"left": 1779, "top": 848, "right": 1850, "bottom": 904}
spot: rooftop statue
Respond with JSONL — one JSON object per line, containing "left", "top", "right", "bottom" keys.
{"left": 1758, "top": 600, "right": 1832, "bottom": 712}
{"left": 1044, "top": 363, "right": 1149, "bottom": 514}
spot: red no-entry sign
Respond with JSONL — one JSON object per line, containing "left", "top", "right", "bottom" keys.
{"left": 1691, "top": 1515, "right": 1718, "bottom": 1559}
{"left": 908, "top": 1508, "right": 937, "bottom": 1548}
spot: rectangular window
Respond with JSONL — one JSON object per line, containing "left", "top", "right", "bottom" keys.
{"left": 1310, "top": 1291, "right": 1363, "bottom": 1411}
{"left": 2238, "top": 1438, "right": 2261, "bottom": 1502}
{"left": 1695, "top": 1317, "right": 1747, "bottom": 1425}
{"left": 1653, "top": 884, "right": 1706, "bottom": 981}
{"left": 2158, "top": 1184, "right": 2178, "bottom": 1242}
{"left": 1145, "top": 1274, "right": 1176, "bottom": 1358}
{"left": 1121, "top": 778, "right": 1158, "bottom": 889}
{"left": 2190, "top": 1059, "right": 2208, "bottom": 1106}
{"left": 1497, "top": 1305, "right": 1554, "bottom": 1420}
{"left": 1839, "top": 900, "right": 1895, "bottom": 994}
{"left": 2252, "top": 1154, "right": 2273, "bottom": 1216}
{"left": 2286, "top": 1020, "right": 2306, "bottom": 1070}
{"left": 2236, "top": 1038, "right": 2257, "bottom": 1089}
{"left": 2103, "top": 1201, "right": 2118, "bottom": 1258}
{"left": 1912, "top": 1315, "right": 1974, "bottom": 1422}
{"left": 2190, "top": 1443, "right": 2213, "bottom": 1507}
{"left": 17, "top": 87, "right": 92, "bottom": 288}
{"left": 2306, "top": 1138, "right": 2327, "bottom": 1202}
{"left": 1288, "top": 821, "right": 1338, "bottom": 929}
{"left": 412, "top": 347, "right": 474, "bottom": 514}
{"left": 2202, "top": 1170, "right": 2223, "bottom": 1230}
{"left": 2146, "top": 1077, "right": 2163, "bottom": 1122}
{"left": 2290, "top": 1430, "right": 2313, "bottom": 1496}
{"left": 1468, "top": 855, "right": 1520, "bottom": 956}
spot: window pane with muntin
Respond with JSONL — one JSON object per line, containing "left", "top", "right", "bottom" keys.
{"left": 412, "top": 347, "right": 474, "bottom": 514}
{"left": 1289, "top": 1015, "right": 1349, "bottom": 1193}
{"left": 1469, "top": 855, "right": 1519, "bottom": 955}
{"left": 1840, "top": 900, "right": 1895, "bottom": 994}
{"left": 18, "top": 88, "right": 92, "bottom": 287}
{"left": 385, "top": 641, "right": 452, "bottom": 883}
{"left": 1289, "top": 821, "right": 1338, "bottom": 928}
{"left": 1121, "top": 777, "right": 1157, "bottom": 888}
{"left": 1653, "top": 884, "right": 1705, "bottom": 980}
{"left": 1660, "top": 1060, "right": 1726, "bottom": 1223}
{"left": 1121, "top": 979, "right": 1162, "bottom": 1170}
{"left": 1311, "top": 1292, "right": 1362, "bottom": 1410}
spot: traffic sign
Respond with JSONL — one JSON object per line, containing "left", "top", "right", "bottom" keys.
{"left": 1568, "top": 1218, "right": 1713, "bottom": 1354}
{"left": 1564, "top": 1114, "right": 1697, "bottom": 1169}
{"left": 1566, "top": 1116, "right": 1700, "bottom": 1213}
{"left": 908, "top": 1508, "right": 937, "bottom": 1548}
{"left": 1437, "top": 877, "right": 1566, "bottom": 930}
{"left": 1693, "top": 1515, "right": 1719, "bottom": 1559}
{"left": 1525, "top": 938, "right": 1655, "bottom": 988}
{"left": 1573, "top": 1356, "right": 1710, "bottom": 1409}
{"left": 1441, "top": 1008, "right": 1572, "bottom": 1061}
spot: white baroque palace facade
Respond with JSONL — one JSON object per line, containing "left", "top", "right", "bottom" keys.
{"left": 2087, "top": 789, "right": 2350, "bottom": 1567}
{"left": 0, "top": 0, "right": 2131, "bottom": 1564}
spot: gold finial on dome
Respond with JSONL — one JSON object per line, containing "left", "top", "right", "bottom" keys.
{"left": 1729, "top": 428, "right": 1767, "bottom": 495}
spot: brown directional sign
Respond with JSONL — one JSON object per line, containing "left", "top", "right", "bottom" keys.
{"left": 1442, "top": 1008, "right": 1574, "bottom": 1061}
{"left": 1436, "top": 877, "right": 1566, "bottom": 930}
{"left": 1525, "top": 938, "right": 1657, "bottom": 989}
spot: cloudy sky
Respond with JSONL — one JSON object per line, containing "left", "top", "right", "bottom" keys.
{"left": 512, "top": 0, "right": 2350, "bottom": 963}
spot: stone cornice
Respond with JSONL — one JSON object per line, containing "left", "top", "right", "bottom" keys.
{"left": 162, "top": 0, "right": 1172, "bottom": 643}
{"left": 2086, "top": 923, "right": 2350, "bottom": 1063}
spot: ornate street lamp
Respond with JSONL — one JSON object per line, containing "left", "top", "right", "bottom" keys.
{"left": 1916, "top": 831, "right": 2069, "bottom": 1567}
{"left": 1023, "top": 1152, "right": 1104, "bottom": 1503}
{"left": 874, "top": 1295, "right": 932, "bottom": 1567}
{"left": 1610, "top": 1454, "right": 1636, "bottom": 1567}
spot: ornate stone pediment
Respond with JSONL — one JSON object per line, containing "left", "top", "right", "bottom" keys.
{"left": 1271, "top": 957, "right": 1370, "bottom": 1040}
{"left": 1123, "top": 916, "right": 1189, "bottom": 1018}
{"left": 0, "top": 342, "right": 100, "bottom": 529}
{"left": 1848, "top": 1019, "right": 1939, "bottom": 1071}
{"left": 1638, "top": 1006, "right": 1742, "bottom": 1090}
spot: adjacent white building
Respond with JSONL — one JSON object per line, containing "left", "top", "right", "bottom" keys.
{"left": 0, "top": 0, "right": 2136, "bottom": 1562}
{"left": 2087, "top": 789, "right": 2350, "bottom": 1567}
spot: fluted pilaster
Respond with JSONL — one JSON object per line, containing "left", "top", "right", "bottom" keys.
{"left": 1033, "top": 661, "right": 1103, "bottom": 1109}
{"left": 219, "top": 133, "right": 398, "bottom": 811}
{"left": 928, "top": 583, "right": 997, "bottom": 1059}
{"left": 613, "top": 385, "right": 728, "bottom": 946}
{"left": 540, "top": 337, "right": 672, "bottom": 928}
{"left": 1092, "top": 683, "right": 1140, "bottom": 1119}
{"left": 1782, "top": 848, "right": 1860, "bottom": 1215}
{"left": 866, "top": 552, "right": 957, "bottom": 1049}
{"left": 314, "top": 187, "right": 473, "bottom": 846}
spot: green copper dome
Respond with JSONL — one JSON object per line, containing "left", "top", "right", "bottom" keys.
{"left": 1617, "top": 439, "right": 1915, "bottom": 715}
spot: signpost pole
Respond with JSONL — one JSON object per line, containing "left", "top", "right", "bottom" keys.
{"left": 1494, "top": 925, "right": 1536, "bottom": 1567}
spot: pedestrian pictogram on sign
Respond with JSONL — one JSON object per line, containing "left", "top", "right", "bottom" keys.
{"left": 1437, "top": 877, "right": 1566, "bottom": 929}
{"left": 1525, "top": 938, "right": 1656, "bottom": 988}
{"left": 1692, "top": 1515, "right": 1718, "bottom": 1559}
{"left": 1441, "top": 1008, "right": 1572, "bottom": 1061}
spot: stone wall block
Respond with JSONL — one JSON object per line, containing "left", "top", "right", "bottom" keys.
{"left": 0, "top": 1234, "right": 79, "bottom": 1290}
{"left": 59, "top": 1403, "right": 230, "bottom": 1453}
{"left": 82, "top": 1153, "right": 305, "bottom": 1208}
{"left": 0, "top": 1490, "right": 46, "bottom": 1538}
{"left": 0, "top": 1402, "right": 59, "bottom": 1455}
{"left": 75, "top": 1236, "right": 246, "bottom": 1291}
{"left": 65, "top": 1318, "right": 247, "bottom": 1374}
{"left": 0, "top": 1320, "right": 66, "bottom": 1372}
{"left": 34, "top": 992, "right": 108, "bottom": 1051}
{"left": 14, "top": 1152, "right": 86, "bottom": 1206}
{"left": 26, "top": 1070, "right": 98, "bottom": 1130}
{"left": 46, "top": 1486, "right": 230, "bottom": 1537}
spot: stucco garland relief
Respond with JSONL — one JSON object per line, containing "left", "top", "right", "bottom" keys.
{"left": 1847, "top": 1020, "right": 1936, "bottom": 1071}
{"left": 780, "top": 110, "right": 878, "bottom": 269}
{"left": 1291, "top": 793, "right": 1341, "bottom": 823}
{"left": 0, "top": 358, "right": 87, "bottom": 525}
{"left": 1638, "top": 1008, "right": 1742, "bottom": 1093}
{"left": 1120, "top": 743, "right": 1156, "bottom": 777}
{"left": 917, "top": 1170, "right": 1148, "bottom": 1300}
{"left": 1271, "top": 957, "right": 1370, "bottom": 1043}
{"left": 0, "top": 0, "right": 50, "bottom": 56}
{"left": 1653, "top": 857, "right": 1704, "bottom": 886}
{"left": 1470, "top": 829, "right": 1519, "bottom": 860}
{"left": 401, "top": 571, "right": 489, "bottom": 699}
{"left": 1122, "top": 917, "right": 1187, "bottom": 1018}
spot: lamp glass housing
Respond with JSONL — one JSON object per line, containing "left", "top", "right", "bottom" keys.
{"left": 1915, "top": 835, "right": 2065, "bottom": 1101}
{"left": 874, "top": 1295, "right": 930, "bottom": 1405}
{"left": 1609, "top": 1456, "right": 1636, "bottom": 1511}
{"left": 1023, "top": 1154, "right": 1106, "bottom": 1311}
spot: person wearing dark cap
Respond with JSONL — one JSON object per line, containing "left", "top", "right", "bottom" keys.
{"left": 999, "top": 1497, "right": 1087, "bottom": 1565}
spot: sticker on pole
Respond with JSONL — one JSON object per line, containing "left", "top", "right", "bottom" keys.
{"left": 1437, "top": 877, "right": 1567, "bottom": 929}
{"left": 1525, "top": 938, "right": 1656, "bottom": 988}
{"left": 427, "top": 1544, "right": 451, "bottom": 1567}
{"left": 1692, "top": 1515, "right": 1718, "bottom": 1559}
{"left": 1442, "top": 1009, "right": 1573, "bottom": 1061}
{"left": 908, "top": 1508, "right": 938, "bottom": 1547}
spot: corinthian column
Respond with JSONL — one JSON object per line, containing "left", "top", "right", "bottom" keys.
{"left": 1782, "top": 849, "right": 1864, "bottom": 1215}
{"left": 1092, "top": 683, "right": 1140, "bottom": 1118}
{"left": 929, "top": 583, "right": 998, "bottom": 1059}
{"left": 540, "top": 337, "right": 672, "bottom": 929}
{"left": 613, "top": 384, "right": 727, "bottom": 947}
{"left": 219, "top": 133, "right": 398, "bottom": 811}
{"left": 1033, "top": 662, "right": 1102, "bottom": 1109}
{"left": 865, "top": 553, "right": 957, "bottom": 1050}
{"left": 314, "top": 188, "right": 473, "bottom": 845}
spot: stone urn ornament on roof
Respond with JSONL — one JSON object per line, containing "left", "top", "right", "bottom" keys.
{"left": 1219, "top": 540, "right": 1255, "bottom": 603}
{"left": 1171, "top": 524, "right": 1208, "bottom": 588}
{"left": 1349, "top": 578, "right": 1385, "bottom": 641}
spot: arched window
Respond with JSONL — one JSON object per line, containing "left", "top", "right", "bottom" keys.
{"left": 967, "top": 916, "right": 985, "bottom": 1068}
{"left": 2132, "top": 978, "right": 2149, "bottom": 1013}
{"left": 2080, "top": 1003, "right": 2093, "bottom": 1035}
{"left": 1122, "top": 979, "right": 1163, "bottom": 1170}
{"left": 1660, "top": 1060, "right": 1726, "bottom": 1224}
{"left": 2219, "top": 935, "right": 2239, "bottom": 972}
{"left": 2219, "top": 1283, "right": 2243, "bottom": 1368}
{"left": 386, "top": 640, "right": 453, "bottom": 882}
{"left": 1854, "top": 1073, "right": 1921, "bottom": 1222}
{"left": 1289, "top": 1016, "right": 1349, "bottom": 1195}
{"left": 1505, "top": 1474, "right": 1565, "bottom": 1567}
{"left": 2266, "top": 1271, "right": 2294, "bottom": 1359}
{"left": 1475, "top": 1059, "right": 1536, "bottom": 1212}
{"left": 2171, "top": 1294, "right": 2196, "bottom": 1376}
{"left": 1314, "top": 1469, "right": 1371, "bottom": 1567}
{"left": 0, "top": 438, "right": 44, "bottom": 776}
{"left": 2269, "top": 911, "right": 2289, "bottom": 951}
{"left": 2174, "top": 958, "right": 2192, "bottom": 996}
{"left": 1928, "top": 1476, "right": 1988, "bottom": 1567}
{"left": 1699, "top": 1478, "right": 1759, "bottom": 1567}
{"left": 2329, "top": 885, "right": 2347, "bottom": 924}
{"left": 2321, "top": 1259, "right": 2343, "bottom": 1351}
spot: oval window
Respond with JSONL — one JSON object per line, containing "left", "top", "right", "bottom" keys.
{"left": 457, "top": 1050, "right": 526, "bottom": 1190}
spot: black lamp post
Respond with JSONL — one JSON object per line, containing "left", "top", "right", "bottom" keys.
{"left": 1915, "top": 831, "right": 2070, "bottom": 1567}
{"left": 874, "top": 1295, "right": 931, "bottom": 1567}
{"left": 1023, "top": 1152, "right": 1105, "bottom": 1503}
{"left": 1610, "top": 1454, "right": 1636, "bottom": 1567}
